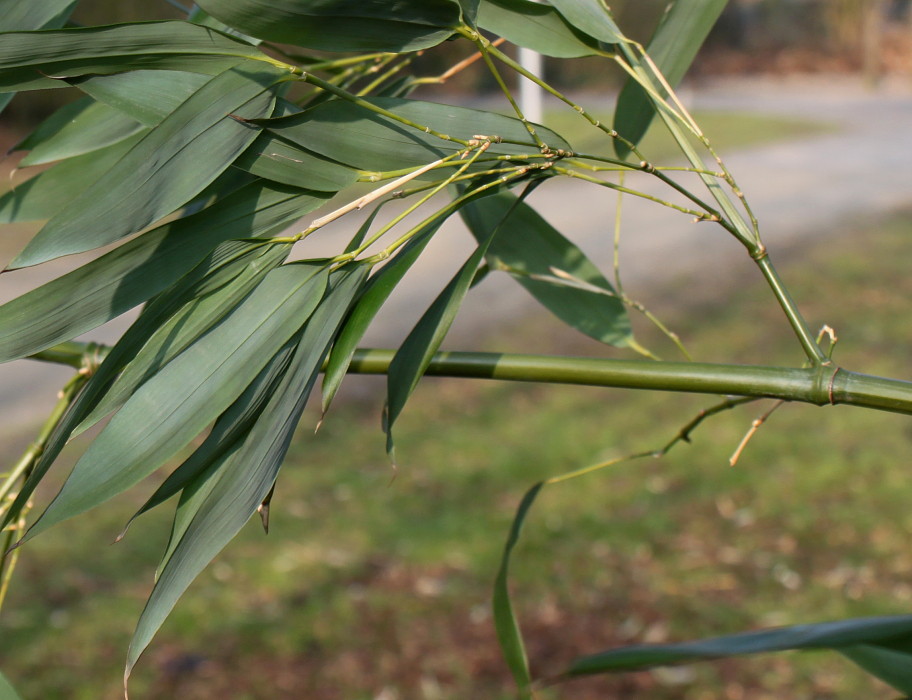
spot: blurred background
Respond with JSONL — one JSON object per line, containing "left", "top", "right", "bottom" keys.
{"left": 3, "top": 2, "right": 912, "bottom": 699}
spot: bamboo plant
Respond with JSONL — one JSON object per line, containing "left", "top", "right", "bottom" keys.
{"left": 1, "top": 0, "right": 911, "bottom": 696}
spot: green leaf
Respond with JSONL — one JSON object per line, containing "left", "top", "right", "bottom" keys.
{"left": 841, "top": 644, "right": 912, "bottom": 693}
{"left": 0, "top": 132, "right": 145, "bottom": 224}
{"left": 0, "top": 669, "right": 24, "bottom": 700}
{"left": 0, "top": 21, "right": 267, "bottom": 93}
{"left": 195, "top": 0, "right": 463, "bottom": 52}
{"left": 22, "top": 263, "right": 331, "bottom": 541}
{"left": 18, "top": 99, "right": 145, "bottom": 167}
{"left": 0, "top": 182, "right": 328, "bottom": 363}
{"left": 459, "top": 190, "right": 631, "bottom": 346}
{"left": 385, "top": 227, "right": 497, "bottom": 445}
{"left": 235, "top": 132, "right": 359, "bottom": 192}
{"left": 322, "top": 213, "right": 444, "bottom": 413}
{"left": 72, "top": 241, "right": 293, "bottom": 436}
{"left": 493, "top": 482, "right": 543, "bottom": 698}
{"left": 75, "top": 70, "right": 213, "bottom": 127}
{"left": 0, "top": 0, "right": 77, "bottom": 32}
{"left": 548, "top": 0, "right": 624, "bottom": 45}
{"left": 187, "top": 6, "right": 263, "bottom": 45}
{"left": 252, "top": 96, "right": 572, "bottom": 172}
{"left": 476, "top": 0, "right": 602, "bottom": 58}
{"left": 614, "top": 0, "right": 727, "bottom": 159}
{"left": 126, "top": 336, "right": 301, "bottom": 537}
{"left": 563, "top": 614, "right": 912, "bottom": 695}
{"left": 11, "top": 60, "right": 284, "bottom": 268}
{"left": 125, "top": 263, "right": 370, "bottom": 679}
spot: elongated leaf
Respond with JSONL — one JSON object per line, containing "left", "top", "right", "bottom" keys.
{"left": 614, "top": 0, "right": 727, "bottom": 159}
{"left": 250, "top": 97, "right": 572, "bottom": 172}
{"left": 128, "top": 336, "right": 301, "bottom": 535}
{"left": 187, "top": 6, "right": 263, "bottom": 45}
{"left": 0, "top": 669, "right": 24, "bottom": 700}
{"left": 76, "top": 70, "right": 212, "bottom": 127}
{"left": 11, "top": 61, "right": 284, "bottom": 268}
{"left": 841, "top": 644, "right": 912, "bottom": 693}
{"left": 196, "top": 0, "right": 462, "bottom": 52}
{"left": 73, "top": 241, "right": 293, "bottom": 436}
{"left": 0, "top": 0, "right": 80, "bottom": 118}
{"left": 126, "top": 263, "right": 370, "bottom": 678}
{"left": 22, "top": 263, "right": 330, "bottom": 541}
{"left": 564, "top": 614, "right": 912, "bottom": 694}
{"left": 322, "top": 215, "right": 444, "bottom": 412}
{"left": 459, "top": 190, "right": 631, "bottom": 346}
{"left": 0, "top": 132, "right": 145, "bottom": 224}
{"left": 386, "top": 234, "right": 495, "bottom": 444}
{"left": 494, "top": 482, "right": 543, "bottom": 697}
{"left": 383, "top": 179, "right": 542, "bottom": 447}
{"left": 0, "top": 22, "right": 266, "bottom": 93}
{"left": 14, "top": 97, "right": 92, "bottom": 153}
{"left": 235, "top": 132, "right": 359, "bottom": 192}
{"left": 0, "top": 182, "right": 329, "bottom": 363}
{"left": 0, "top": 237, "right": 303, "bottom": 531}
{"left": 0, "top": 0, "right": 77, "bottom": 32}
{"left": 548, "top": 0, "right": 624, "bottom": 45}
{"left": 476, "top": 0, "right": 602, "bottom": 58}
{"left": 19, "top": 100, "right": 144, "bottom": 167}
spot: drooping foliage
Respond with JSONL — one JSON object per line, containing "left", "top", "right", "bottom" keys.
{"left": 1, "top": 0, "right": 912, "bottom": 696}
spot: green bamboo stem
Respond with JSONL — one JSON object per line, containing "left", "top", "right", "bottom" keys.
{"left": 27, "top": 343, "right": 912, "bottom": 416}
{"left": 754, "top": 255, "right": 829, "bottom": 365}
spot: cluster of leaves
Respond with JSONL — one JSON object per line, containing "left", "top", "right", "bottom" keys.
{"left": 1, "top": 0, "right": 912, "bottom": 697}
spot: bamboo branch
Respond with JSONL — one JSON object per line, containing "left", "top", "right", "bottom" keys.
{"left": 26, "top": 343, "right": 912, "bottom": 417}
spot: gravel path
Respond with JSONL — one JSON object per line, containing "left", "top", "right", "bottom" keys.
{"left": 1, "top": 74, "right": 910, "bottom": 448}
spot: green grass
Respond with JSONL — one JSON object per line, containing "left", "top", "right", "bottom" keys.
{"left": 4, "top": 208, "right": 912, "bottom": 699}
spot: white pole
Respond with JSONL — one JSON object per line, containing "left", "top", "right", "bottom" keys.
{"left": 517, "top": 0, "right": 544, "bottom": 126}
{"left": 518, "top": 46, "right": 544, "bottom": 124}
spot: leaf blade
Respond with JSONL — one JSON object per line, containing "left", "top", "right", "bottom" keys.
{"left": 613, "top": 0, "right": 727, "bottom": 159}
{"left": 459, "top": 189, "right": 631, "bottom": 346}
{"left": 22, "top": 263, "right": 330, "bottom": 541}
{"left": 11, "top": 60, "right": 284, "bottom": 268}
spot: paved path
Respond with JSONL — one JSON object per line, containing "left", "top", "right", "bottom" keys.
{"left": 1, "top": 75, "right": 911, "bottom": 446}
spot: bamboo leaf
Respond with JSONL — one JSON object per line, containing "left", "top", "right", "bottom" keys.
{"left": 563, "top": 614, "right": 912, "bottom": 695}
{"left": 75, "top": 70, "right": 213, "bottom": 127}
{"left": 235, "top": 132, "right": 359, "bottom": 192}
{"left": 18, "top": 99, "right": 144, "bottom": 167}
{"left": 321, "top": 216, "right": 444, "bottom": 413}
{"left": 72, "top": 241, "right": 294, "bottom": 436}
{"left": 840, "top": 644, "right": 912, "bottom": 693}
{"left": 0, "top": 0, "right": 76, "bottom": 31}
{"left": 0, "top": 669, "right": 24, "bottom": 700}
{"left": 0, "top": 182, "right": 329, "bottom": 363}
{"left": 385, "top": 237, "right": 494, "bottom": 446}
{"left": 476, "top": 0, "right": 602, "bottom": 58}
{"left": 127, "top": 337, "right": 301, "bottom": 536}
{"left": 0, "top": 237, "right": 301, "bottom": 531}
{"left": 614, "top": 0, "right": 727, "bottom": 159}
{"left": 249, "top": 97, "right": 572, "bottom": 172}
{"left": 125, "top": 263, "right": 370, "bottom": 679}
{"left": 459, "top": 190, "right": 631, "bottom": 346}
{"left": 548, "top": 0, "right": 624, "bottom": 45}
{"left": 493, "top": 483, "right": 543, "bottom": 697}
{"left": 11, "top": 61, "right": 285, "bottom": 269}
{"left": 21, "top": 263, "right": 331, "bottom": 541}
{"left": 195, "top": 0, "right": 463, "bottom": 52}
{"left": 0, "top": 22, "right": 267, "bottom": 93}
{"left": 0, "top": 133, "right": 145, "bottom": 224}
